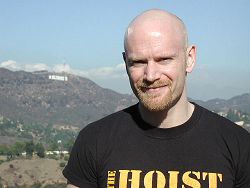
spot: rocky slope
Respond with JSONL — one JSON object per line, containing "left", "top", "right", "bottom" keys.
{"left": 0, "top": 68, "right": 137, "bottom": 128}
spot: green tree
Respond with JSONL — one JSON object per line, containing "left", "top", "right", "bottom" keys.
{"left": 64, "top": 138, "right": 75, "bottom": 154}
{"left": 35, "top": 143, "right": 45, "bottom": 158}
{"left": 25, "top": 141, "right": 35, "bottom": 157}
{"left": 6, "top": 146, "right": 14, "bottom": 160}
{"left": 13, "top": 141, "right": 26, "bottom": 156}
{"left": 226, "top": 109, "right": 240, "bottom": 122}
{"left": 48, "top": 142, "right": 58, "bottom": 151}
{"left": 0, "top": 145, "right": 8, "bottom": 155}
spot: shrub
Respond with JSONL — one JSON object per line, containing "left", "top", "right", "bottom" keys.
{"left": 63, "top": 155, "right": 69, "bottom": 161}
{"left": 0, "top": 176, "right": 3, "bottom": 188}
{"left": 47, "top": 154, "right": 59, "bottom": 160}
{"left": 31, "top": 182, "right": 42, "bottom": 188}
{"left": 59, "top": 162, "right": 66, "bottom": 168}
{"left": 43, "top": 183, "right": 67, "bottom": 188}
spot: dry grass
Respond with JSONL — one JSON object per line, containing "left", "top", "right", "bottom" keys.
{"left": 0, "top": 157, "right": 67, "bottom": 187}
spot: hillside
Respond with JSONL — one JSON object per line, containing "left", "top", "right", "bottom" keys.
{"left": 0, "top": 68, "right": 137, "bottom": 128}
{"left": 0, "top": 67, "right": 250, "bottom": 130}
{"left": 0, "top": 68, "right": 249, "bottom": 187}
{"left": 0, "top": 158, "right": 66, "bottom": 187}
{"left": 191, "top": 93, "right": 250, "bottom": 114}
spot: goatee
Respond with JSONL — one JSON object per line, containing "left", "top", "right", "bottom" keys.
{"left": 134, "top": 79, "right": 173, "bottom": 112}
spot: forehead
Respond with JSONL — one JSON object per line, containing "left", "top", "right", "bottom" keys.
{"left": 125, "top": 19, "right": 185, "bottom": 52}
{"left": 125, "top": 28, "right": 183, "bottom": 59}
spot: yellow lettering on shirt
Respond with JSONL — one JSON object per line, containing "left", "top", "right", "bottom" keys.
{"left": 107, "top": 169, "right": 223, "bottom": 188}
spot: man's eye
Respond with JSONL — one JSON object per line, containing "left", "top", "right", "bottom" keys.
{"left": 158, "top": 57, "right": 172, "bottom": 64}
{"left": 129, "top": 60, "right": 146, "bottom": 67}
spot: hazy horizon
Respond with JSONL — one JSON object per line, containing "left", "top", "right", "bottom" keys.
{"left": 1, "top": 0, "right": 249, "bottom": 100}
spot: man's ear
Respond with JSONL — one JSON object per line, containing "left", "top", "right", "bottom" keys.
{"left": 186, "top": 45, "right": 196, "bottom": 73}
{"left": 122, "top": 52, "right": 126, "bottom": 62}
{"left": 122, "top": 52, "right": 129, "bottom": 74}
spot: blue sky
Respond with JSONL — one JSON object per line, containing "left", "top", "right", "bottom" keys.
{"left": 0, "top": 0, "right": 249, "bottom": 100}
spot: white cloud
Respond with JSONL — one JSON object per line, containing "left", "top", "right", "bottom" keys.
{"left": 0, "top": 60, "right": 19, "bottom": 70}
{"left": 0, "top": 60, "right": 127, "bottom": 80}
{"left": 0, "top": 59, "right": 131, "bottom": 94}
{"left": 77, "top": 63, "right": 127, "bottom": 79}
{"left": 53, "top": 64, "right": 72, "bottom": 73}
{"left": 0, "top": 60, "right": 50, "bottom": 72}
{"left": 1, "top": 60, "right": 248, "bottom": 99}
{"left": 23, "top": 63, "right": 50, "bottom": 72}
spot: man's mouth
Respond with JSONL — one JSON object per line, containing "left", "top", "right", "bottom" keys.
{"left": 141, "top": 85, "right": 168, "bottom": 92}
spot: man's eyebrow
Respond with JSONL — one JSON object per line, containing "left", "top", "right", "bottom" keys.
{"left": 154, "top": 52, "right": 178, "bottom": 58}
{"left": 127, "top": 56, "right": 147, "bottom": 61}
{"left": 126, "top": 52, "right": 178, "bottom": 62}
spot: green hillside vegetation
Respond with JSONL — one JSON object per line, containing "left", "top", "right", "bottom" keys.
{"left": 226, "top": 109, "right": 250, "bottom": 123}
{"left": 0, "top": 117, "right": 77, "bottom": 159}
{"left": 0, "top": 108, "right": 249, "bottom": 160}
{"left": 0, "top": 108, "right": 249, "bottom": 187}
{"left": 0, "top": 118, "right": 73, "bottom": 187}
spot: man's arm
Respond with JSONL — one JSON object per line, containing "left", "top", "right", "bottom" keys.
{"left": 63, "top": 126, "right": 98, "bottom": 187}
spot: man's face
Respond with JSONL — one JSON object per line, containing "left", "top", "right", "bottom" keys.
{"left": 124, "top": 27, "right": 189, "bottom": 112}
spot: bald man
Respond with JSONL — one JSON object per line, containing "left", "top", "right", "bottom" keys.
{"left": 63, "top": 9, "right": 250, "bottom": 188}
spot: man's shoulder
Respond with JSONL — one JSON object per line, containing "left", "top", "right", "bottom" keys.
{"left": 195, "top": 103, "right": 250, "bottom": 138}
{"left": 78, "top": 104, "right": 138, "bottom": 137}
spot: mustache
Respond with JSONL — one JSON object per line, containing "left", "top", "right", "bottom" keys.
{"left": 136, "top": 80, "right": 172, "bottom": 89}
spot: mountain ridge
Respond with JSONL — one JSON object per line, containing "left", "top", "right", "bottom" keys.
{"left": 0, "top": 67, "right": 249, "bottom": 128}
{"left": 0, "top": 68, "right": 137, "bottom": 128}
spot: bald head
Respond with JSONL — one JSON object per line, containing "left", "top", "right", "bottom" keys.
{"left": 124, "top": 9, "right": 188, "bottom": 52}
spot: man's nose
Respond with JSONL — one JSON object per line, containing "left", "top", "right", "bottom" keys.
{"left": 143, "top": 61, "right": 161, "bottom": 82}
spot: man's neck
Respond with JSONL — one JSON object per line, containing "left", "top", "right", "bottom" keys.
{"left": 139, "top": 96, "right": 194, "bottom": 129}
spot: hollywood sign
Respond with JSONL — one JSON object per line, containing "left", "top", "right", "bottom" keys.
{"left": 49, "top": 75, "right": 68, "bottom": 81}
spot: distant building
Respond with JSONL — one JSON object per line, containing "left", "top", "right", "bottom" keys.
{"left": 21, "top": 152, "right": 27, "bottom": 156}
{"left": 46, "top": 150, "right": 69, "bottom": 155}
{"left": 218, "top": 112, "right": 227, "bottom": 117}
{"left": 53, "top": 124, "right": 79, "bottom": 131}
{"left": 235, "top": 121, "right": 244, "bottom": 126}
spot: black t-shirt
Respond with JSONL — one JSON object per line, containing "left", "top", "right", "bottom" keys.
{"left": 63, "top": 103, "right": 250, "bottom": 188}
